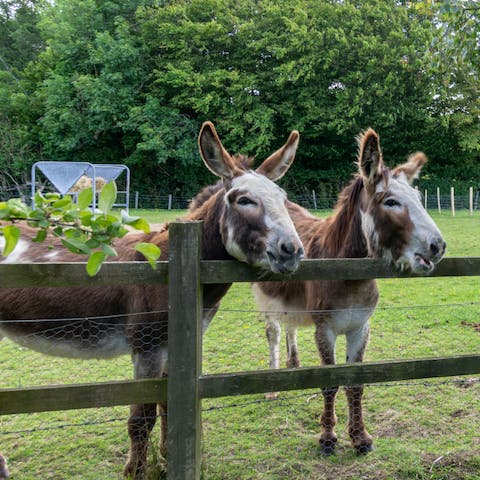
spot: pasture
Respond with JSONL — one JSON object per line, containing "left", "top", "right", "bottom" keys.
{"left": 1, "top": 210, "right": 479, "bottom": 479}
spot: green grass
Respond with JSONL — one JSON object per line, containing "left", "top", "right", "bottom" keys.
{"left": 1, "top": 209, "right": 479, "bottom": 479}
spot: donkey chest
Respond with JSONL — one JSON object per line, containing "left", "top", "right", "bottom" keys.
{"left": 315, "top": 280, "right": 378, "bottom": 334}
{"left": 323, "top": 307, "right": 374, "bottom": 335}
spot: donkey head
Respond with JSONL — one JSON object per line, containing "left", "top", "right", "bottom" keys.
{"left": 198, "top": 121, "right": 304, "bottom": 274}
{"left": 358, "top": 129, "right": 446, "bottom": 274}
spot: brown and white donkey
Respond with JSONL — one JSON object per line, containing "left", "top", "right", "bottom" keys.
{"left": 0, "top": 122, "right": 304, "bottom": 478}
{"left": 252, "top": 129, "right": 446, "bottom": 455}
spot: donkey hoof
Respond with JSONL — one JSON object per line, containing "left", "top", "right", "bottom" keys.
{"left": 356, "top": 443, "right": 374, "bottom": 455}
{"left": 123, "top": 462, "right": 144, "bottom": 480}
{"left": 320, "top": 440, "right": 337, "bottom": 456}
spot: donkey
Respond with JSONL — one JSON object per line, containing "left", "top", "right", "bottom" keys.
{"left": 0, "top": 121, "right": 304, "bottom": 478}
{"left": 252, "top": 129, "right": 446, "bottom": 455}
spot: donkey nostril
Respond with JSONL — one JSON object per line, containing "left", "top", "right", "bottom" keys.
{"left": 430, "top": 239, "right": 446, "bottom": 257}
{"left": 280, "top": 241, "right": 295, "bottom": 256}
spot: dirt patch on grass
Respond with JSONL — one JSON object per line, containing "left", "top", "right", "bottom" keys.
{"left": 420, "top": 451, "right": 480, "bottom": 480}
{"left": 461, "top": 320, "right": 480, "bottom": 333}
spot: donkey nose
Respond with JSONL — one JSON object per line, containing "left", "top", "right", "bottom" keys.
{"left": 280, "top": 241, "right": 295, "bottom": 256}
{"left": 430, "top": 238, "right": 446, "bottom": 257}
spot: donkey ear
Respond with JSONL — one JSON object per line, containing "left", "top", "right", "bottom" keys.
{"left": 198, "top": 122, "right": 241, "bottom": 180}
{"left": 256, "top": 130, "right": 300, "bottom": 181}
{"left": 393, "top": 152, "right": 427, "bottom": 184}
{"left": 357, "top": 128, "right": 384, "bottom": 192}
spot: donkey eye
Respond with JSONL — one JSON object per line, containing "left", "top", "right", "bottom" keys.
{"left": 384, "top": 198, "right": 400, "bottom": 207}
{"left": 237, "top": 196, "right": 257, "bottom": 206}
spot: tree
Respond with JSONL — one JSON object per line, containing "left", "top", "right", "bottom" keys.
{"left": 136, "top": 0, "right": 445, "bottom": 191}
{"left": 0, "top": 0, "right": 44, "bottom": 196}
{"left": 0, "top": 0, "right": 478, "bottom": 196}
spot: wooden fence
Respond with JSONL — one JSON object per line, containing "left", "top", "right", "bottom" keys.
{"left": 1, "top": 221, "right": 480, "bottom": 479}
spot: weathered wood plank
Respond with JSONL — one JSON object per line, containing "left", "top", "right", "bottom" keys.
{"left": 168, "top": 222, "right": 203, "bottom": 480}
{"left": 199, "top": 355, "right": 480, "bottom": 398}
{"left": 1, "top": 257, "right": 480, "bottom": 288}
{"left": 0, "top": 378, "right": 167, "bottom": 415}
{"left": 0, "top": 261, "right": 169, "bottom": 288}
{"left": 200, "top": 256, "right": 480, "bottom": 283}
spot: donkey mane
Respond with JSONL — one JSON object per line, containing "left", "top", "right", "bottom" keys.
{"left": 318, "top": 176, "right": 367, "bottom": 259}
{"left": 189, "top": 182, "right": 223, "bottom": 211}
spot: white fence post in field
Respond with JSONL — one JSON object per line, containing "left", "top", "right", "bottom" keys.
{"left": 312, "top": 190, "right": 317, "bottom": 210}
{"left": 450, "top": 187, "right": 455, "bottom": 216}
{"left": 424, "top": 189, "right": 428, "bottom": 210}
{"left": 469, "top": 187, "right": 473, "bottom": 215}
{"left": 134, "top": 191, "right": 139, "bottom": 209}
{"left": 168, "top": 194, "right": 173, "bottom": 210}
{"left": 437, "top": 187, "right": 441, "bottom": 213}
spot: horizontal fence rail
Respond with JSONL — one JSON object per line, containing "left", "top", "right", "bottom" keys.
{"left": 3, "top": 355, "right": 479, "bottom": 416}
{"left": 0, "top": 379, "right": 167, "bottom": 415}
{"left": 2, "top": 256, "right": 480, "bottom": 288}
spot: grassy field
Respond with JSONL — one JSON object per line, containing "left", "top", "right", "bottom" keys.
{"left": 0, "top": 210, "right": 479, "bottom": 479}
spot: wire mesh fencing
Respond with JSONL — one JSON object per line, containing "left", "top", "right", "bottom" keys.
{"left": 0, "top": 291, "right": 479, "bottom": 478}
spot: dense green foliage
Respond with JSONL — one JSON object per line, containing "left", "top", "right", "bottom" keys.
{"left": 0, "top": 0, "right": 478, "bottom": 197}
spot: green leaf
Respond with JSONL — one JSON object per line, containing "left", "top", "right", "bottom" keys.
{"left": 86, "top": 251, "right": 107, "bottom": 276}
{"left": 120, "top": 209, "right": 151, "bottom": 232}
{"left": 98, "top": 181, "right": 117, "bottom": 213}
{"left": 120, "top": 209, "right": 139, "bottom": 223}
{"left": 53, "top": 226, "right": 63, "bottom": 237}
{"left": 61, "top": 238, "right": 91, "bottom": 255}
{"left": 79, "top": 211, "right": 93, "bottom": 226}
{"left": 52, "top": 196, "right": 73, "bottom": 209}
{"left": 32, "top": 229, "right": 47, "bottom": 243}
{"left": 101, "top": 244, "right": 118, "bottom": 257}
{"left": 77, "top": 188, "right": 93, "bottom": 210}
{"left": 7, "top": 199, "right": 30, "bottom": 218}
{"left": 34, "top": 191, "right": 47, "bottom": 208}
{"left": 1, "top": 225, "right": 20, "bottom": 256}
{"left": 85, "top": 238, "right": 101, "bottom": 249}
{"left": 0, "top": 205, "right": 10, "bottom": 220}
{"left": 127, "top": 217, "right": 151, "bottom": 233}
{"left": 134, "top": 242, "right": 161, "bottom": 269}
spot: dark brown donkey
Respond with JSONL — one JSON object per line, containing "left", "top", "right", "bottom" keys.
{"left": 0, "top": 122, "right": 304, "bottom": 478}
{"left": 252, "top": 129, "right": 446, "bottom": 455}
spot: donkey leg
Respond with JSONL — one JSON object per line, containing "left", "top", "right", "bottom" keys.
{"left": 124, "top": 348, "right": 167, "bottom": 478}
{"left": 0, "top": 454, "right": 9, "bottom": 480}
{"left": 265, "top": 317, "right": 281, "bottom": 399}
{"left": 345, "top": 324, "right": 373, "bottom": 454}
{"left": 315, "top": 325, "right": 338, "bottom": 455}
{"left": 285, "top": 324, "right": 300, "bottom": 368}
{"left": 124, "top": 403, "right": 158, "bottom": 479}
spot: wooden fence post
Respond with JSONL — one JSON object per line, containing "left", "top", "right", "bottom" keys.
{"left": 168, "top": 221, "right": 203, "bottom": 480}
{"left": 450, "top": 187, "right": 455, "bottom": 216}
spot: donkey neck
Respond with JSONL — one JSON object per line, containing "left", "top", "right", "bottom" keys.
{"left": 321, "top": 177, "right": 369, "bottom": 259}
{"left": 186, "top": 188, "right": 232, "bottom": 261}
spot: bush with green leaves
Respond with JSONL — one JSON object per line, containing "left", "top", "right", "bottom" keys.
{"left": 0, "top": 181, "right": 160, "bottom": 276}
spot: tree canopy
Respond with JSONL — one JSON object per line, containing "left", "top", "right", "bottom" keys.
{"left": 0, "top": 0, "right": 478, "bottom": 197}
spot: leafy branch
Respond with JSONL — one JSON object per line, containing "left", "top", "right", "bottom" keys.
{"left": 0, "top": 181, "right": 160, "bottom": 276}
